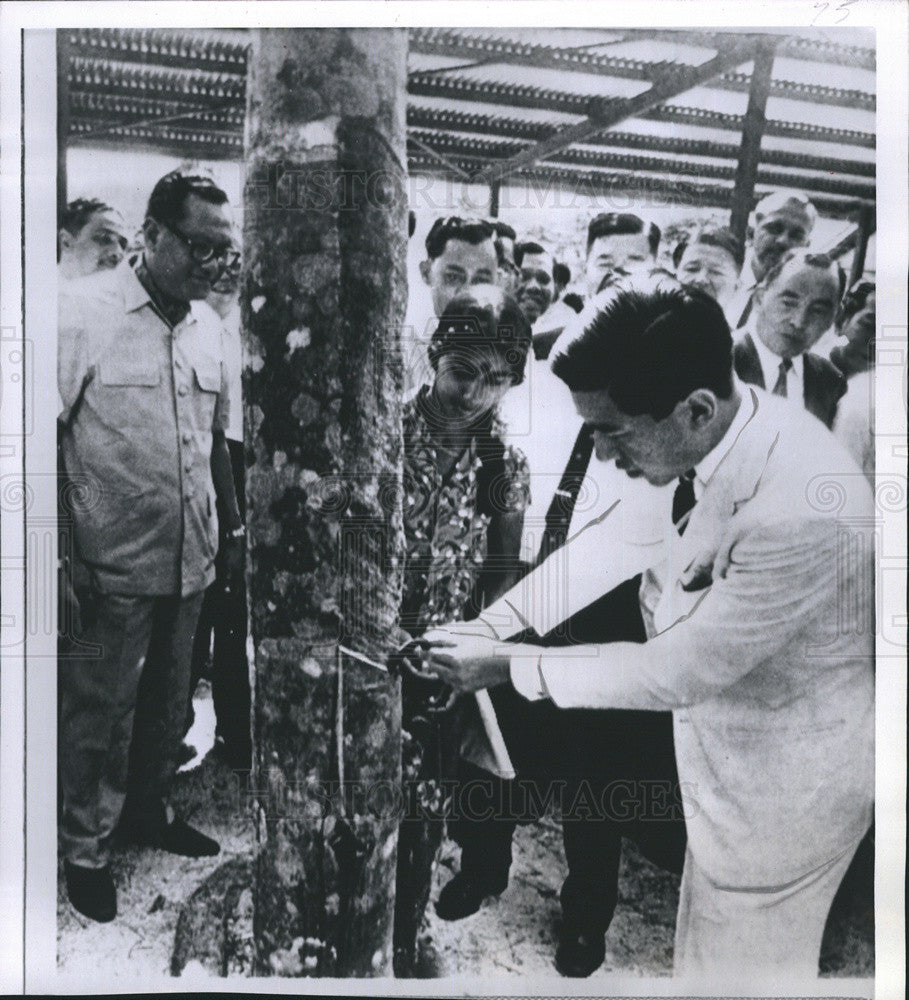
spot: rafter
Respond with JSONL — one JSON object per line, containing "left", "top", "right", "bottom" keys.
{"left": 470, "top": 37, "right": 764, "bottom": 184}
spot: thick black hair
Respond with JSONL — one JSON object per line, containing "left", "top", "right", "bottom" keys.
{"left": 837, "top": 279, "right": 875, "bottom": 328}
{"left": 586, "top": 212, "right": 660, "bottom": 256}
{"left": 551, "top": 286, "right": 734, "bottom": 420}
{"left": 61, "top": 197, "right": 118, "bottom": 236}
{"left": 427, "top": 284, "right": 532, "bottom": 385}
{"left": 146, "top": 171, "right": 228, "bottom": 228}
{"left": 514, "top": 240, "right": 550, "bottom": 269}
{"left": 491, "top": 219, "right": 516, "bottom": 241}
{"left": 553, "top": 261, "right": 571, "bottom": 287}
{"left": 672, "top": 225, "right": 745, "bottom": 271}
{"left": 424, "top": 216, "right": 495, "bottom": 260}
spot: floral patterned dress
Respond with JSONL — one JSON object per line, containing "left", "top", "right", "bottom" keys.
{"left": 393, "top": 386, "right": 529, "bottom": 973}
{"left": 399, "top": 388, "right": 530, "bottom": 635}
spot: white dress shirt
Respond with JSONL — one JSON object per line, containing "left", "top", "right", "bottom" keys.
{"left": 748, "top": 323, "right": 803, "bottom": 398}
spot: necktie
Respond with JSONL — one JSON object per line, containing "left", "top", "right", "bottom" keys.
{"left": 672, "top": 470, "right": 697, "bottom": 536}
{"left": 535, "top": 423, "right": 595, "bottom": 565}
{"left": 771, "top": 357, "right": 793, "bottom": 397}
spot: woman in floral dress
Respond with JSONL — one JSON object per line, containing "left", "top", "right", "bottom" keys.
{"left": 393, "top": 284, "right": 532, "bottom": 973}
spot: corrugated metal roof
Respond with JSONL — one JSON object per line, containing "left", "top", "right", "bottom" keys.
{"left": 62, "top": 26, "right": 875, "bottom": 220}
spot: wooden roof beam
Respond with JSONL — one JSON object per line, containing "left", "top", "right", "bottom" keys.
{"left": 408, "top": 129, "right": 875, "bottom": 200}
{"left": 408, "top": 28, "right": 875, "bottom": 111}
{"left": 471, "top": 36, "right": 765, "bottom": 185}
{"left": 406, "top": 106, "right": 876, "bottom": 177}
{"left": 406, "top": 75, "right": 876, "bottom": 148}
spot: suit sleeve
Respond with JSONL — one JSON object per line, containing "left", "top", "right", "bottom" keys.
{"left": 535, "top": 516, "right": 843, "bottom": 711}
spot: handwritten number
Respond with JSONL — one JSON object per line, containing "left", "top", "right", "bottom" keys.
{"left": 814, "top": 0, "right": 856, "bottom": 24}
{"left": 812, "top": 2, "right": 830, "bottom": 25}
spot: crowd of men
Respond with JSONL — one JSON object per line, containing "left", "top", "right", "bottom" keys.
{"left": 57, "top": 173, "right": 875, "bottom": 982}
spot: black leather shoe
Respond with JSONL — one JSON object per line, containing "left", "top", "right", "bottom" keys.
{"left": 122, "top": 803, "right": 220, "bottom": 857}
{"left": 64, "top": 861, "right": 117, "bottom": 923}
{"left": 555, "top": 926, "right": 606, "bottom": 977}
{"left": 435, "top": 871, "right": 508, "bottom": 921}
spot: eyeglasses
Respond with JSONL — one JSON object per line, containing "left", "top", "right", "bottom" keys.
{"left": 163, "top": 221, "right": 241, "bottom": 272}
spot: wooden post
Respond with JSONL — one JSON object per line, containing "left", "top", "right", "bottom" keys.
{"left": 489, "top": 179, "right": 500, "bottom": 218}
{"left": 243, "top": 28, "right": 408, "bottom": 977}
{"left": 729, "top": 41, "right": 776, "bottom": 247}
{"left": 849, "top": 203, "right": 875, "bottom": 286}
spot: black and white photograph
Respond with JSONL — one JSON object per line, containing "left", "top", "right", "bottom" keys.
{"left": 1, "top": 1, "right": 906, "bottom": 995}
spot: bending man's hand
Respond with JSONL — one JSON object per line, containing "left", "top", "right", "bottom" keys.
{"left": 421, "top": 629, "right": 511, "bottom": 693}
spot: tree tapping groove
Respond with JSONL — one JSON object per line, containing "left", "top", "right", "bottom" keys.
{"left": 243, "top": 28, "right": 408, "bottom": 978}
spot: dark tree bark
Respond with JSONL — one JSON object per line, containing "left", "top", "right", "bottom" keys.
{"left": 242, "top": 28, "right": 409, "bottom": 977}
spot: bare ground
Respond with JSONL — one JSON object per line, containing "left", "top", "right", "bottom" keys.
{"left": 58, "top": 690, "right": 873, "bottom": 981}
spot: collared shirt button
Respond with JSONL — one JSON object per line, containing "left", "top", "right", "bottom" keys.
{"left": 178, "top": 384, "right": 189, "bottom": 396}
{"left": 182, "top": 432, "right": 192, "bottom": 444}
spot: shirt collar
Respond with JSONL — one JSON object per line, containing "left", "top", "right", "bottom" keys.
{"left": 131, "top": 257, "right": 193, "bottom": 328}
{"left": 748, "top": 321, "right": 803, "bottom": 385}
{"left": 693, "top": 381, "right": 758, "bottom": 494}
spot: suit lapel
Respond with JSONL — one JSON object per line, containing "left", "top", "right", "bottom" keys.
{"left": 734, "top": 333, "right": 766, "bottom": 390}
{"left": 652, "top": 389, "right": 773, "bottom": 632}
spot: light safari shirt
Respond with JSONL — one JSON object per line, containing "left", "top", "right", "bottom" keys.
{"left": 58, "top": 263, "right": 230, "bottom": 597}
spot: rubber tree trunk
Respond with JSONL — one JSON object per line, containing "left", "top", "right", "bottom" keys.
{"left": 243, "top": 28, "right": 408, "bottom": 977}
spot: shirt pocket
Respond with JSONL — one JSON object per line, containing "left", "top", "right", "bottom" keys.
{"left": 192, "top": 361, "right": 222, "bottom": 431}
{"left": 98, "top": 358, "right": 161, "bottom": 428}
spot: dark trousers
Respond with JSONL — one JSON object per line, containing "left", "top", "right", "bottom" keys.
{"left": 451, "top": 574, "right": 686, "bottom": 932}
{"left": 186, "top": 437, "right": 250, "bottom": 749}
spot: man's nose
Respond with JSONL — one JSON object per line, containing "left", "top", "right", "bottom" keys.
{"left": 791, "top": 305, "right": 811, "bottom": 331}
{"left": 593, "top": 432, "right": 618, "bottom": 462}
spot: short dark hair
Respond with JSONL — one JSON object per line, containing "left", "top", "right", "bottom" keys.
{"left": 837, "top": 279, "right": 875, "bottom": 329}
{"left": 551, "top": 286, "right": 734, "bottom": 420}
{"left": 424, "top": 216, "right": 495, "bottom": 260}
{"left": 553, "top": 262, "right": 571, "bottom": 287}
{"left": 514, "top": 240, "right": 550, "bottom": 269}
{"left": 672, "top": 226, "right": 745, "bottom": 271}
{"left": 61, "top": 198, "right": 118, "bottom": 236}
{"left": 491, "top": 220, "right": 516, "bottom": 241}
{"left": 146, "top": 171, "right": 228, "bottom": 228}
{"left": 759, "top": 250, "right": 846, "bottom": 299}
{"left": 428, "top": 284, "right": 532, "bottom": 385}
{"left": 586, "top": 212, "right": 660, "bottom": 256}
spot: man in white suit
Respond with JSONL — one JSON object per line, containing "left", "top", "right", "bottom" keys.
{"left": 424, "top": 285, "right": 874, "bottom": 980}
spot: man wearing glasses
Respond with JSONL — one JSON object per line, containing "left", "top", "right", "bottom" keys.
{"left": 58, "top": 171, "right": 244, "bottom": 922}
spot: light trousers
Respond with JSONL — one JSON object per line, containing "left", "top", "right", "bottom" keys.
{"left": 59, "top": 590, "right": 204, "bottom": 868}
{"left": 674, "top": 836, "right": 865, "bottom": 981}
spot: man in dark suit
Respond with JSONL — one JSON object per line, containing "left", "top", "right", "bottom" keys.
{"left": 734, "top": 250, "right": 846, "bottom": 428}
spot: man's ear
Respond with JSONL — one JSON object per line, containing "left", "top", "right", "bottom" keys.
{"left": 685, "top": 389, "right": 718, "bottom": 429}
{"left": 419, "top": 259, "right": 432, "bottom": 286}
{"left": 142, "top": 217, "right": 160, "bottom": 249}
{"left": 58, "top": 229, "right": 74, "bottom": 254}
